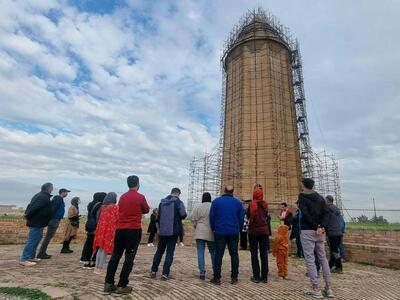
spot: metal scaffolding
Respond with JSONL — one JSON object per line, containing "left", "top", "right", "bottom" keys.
{"left": 187, "top": 8, "right": 342, "bottom": 213}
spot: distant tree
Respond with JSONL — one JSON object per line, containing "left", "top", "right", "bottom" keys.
{"left": 371, "top": 215, "right": 388, "bottom": 225}
{"left": 356, "top": 215, "right": 369, "bottom": 223}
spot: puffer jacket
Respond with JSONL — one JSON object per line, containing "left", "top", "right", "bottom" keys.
{"left": 326, "top": 203, "right": 343, "bottom": 236}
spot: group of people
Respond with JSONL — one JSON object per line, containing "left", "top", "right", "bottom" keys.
{"left": 20, "top": 175, "right": 343, "bottom": 299}
{"left": 20, "top": 184, "right": 80, "bottom": 264}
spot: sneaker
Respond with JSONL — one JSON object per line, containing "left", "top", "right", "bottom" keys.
{"left": 83, "top": 262, "right": 95, "bottom": 269}
{"left": 199, "top": 274, "right": 206, "bottom": 280}
{"left": 147, "top": 243, "right": 154, "bottom": 247}
{"left": 179, "top": 242, "right": 185, "bottom": 247}
{"left": 80, "top": 260, "right": 88, "bottom": 264}
{"left": 61, "top": 248, "right": 72, "bottom": 254}
{"left": 331, "top": 268, "right": 343, "bottom": 274}
{"left": 231, "top": 278, "right": 238, "bottom": 285}
{"left": 103, "top": 283, "right": 117, "bottom": 293}
{"left": 19, "top": 261, "right": 37, "bottom": 267}
{"left": 37, "top": 253, "right": 51, "bottom": 259}
{"left": 29, "top": 258, "right": 41, "bottom": 262}
{"left": 305, "top": 290, "right": 324, "bottom": 299}
{"left": 250, "top": 277, "right": 260, "bottom": 283}
{"left": 115, "top": 286, "right": 133, "bottom": 294}
{"left": 161, "top": 275, "right": 170, "bottom": 281}
{"left": 210, "top": 278, "right": 221, "bottom": 285}
{"left": 322, "top": 289, "right": 335, "bottom": 298}
{"left": 149, "top": 272, "right": 157, "bottom": 279}
{"left": 94, "top": 268, "right": 103, "bottom": 275}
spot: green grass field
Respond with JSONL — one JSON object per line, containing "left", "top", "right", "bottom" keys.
{"left": 0, "top": 287, "right": 51, "bottom": 300}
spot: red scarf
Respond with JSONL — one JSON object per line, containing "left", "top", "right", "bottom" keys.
{"left": 250, "top": 188, "right": 267, "bottom": 216}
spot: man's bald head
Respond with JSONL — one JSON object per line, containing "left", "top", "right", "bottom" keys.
{"left": 224, "top": 185, "right": 234, "bottom": 195}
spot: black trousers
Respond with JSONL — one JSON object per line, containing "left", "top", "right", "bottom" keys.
{"left": 105, "top": 229, "right": 142, "bottom": 287}
{"left": 148, "top": 231, "right": 156, "bottom": 244}
{"left": 249, "top": 234, "right": 269, "bottom": 280}
{"left": 328, "top": 235, "right": 343, "bottom": 271}
{"left": 80, "top": 233, "right": 97, "bottom": 262}
{"left": 295, "top": 237, "right": 304, "bottom": 258}
{"left": 240, "top": 231, "right": 248, "bottom": 250}
{"left": 213, "top": 234, "right": 239, "bottom": 280}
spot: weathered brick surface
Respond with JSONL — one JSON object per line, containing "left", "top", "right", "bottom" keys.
{"left": 1, "top": 219, "right": 399, "bottom": 269}
{"left": 0, "top": 244, "right": 399, "bottom": 299}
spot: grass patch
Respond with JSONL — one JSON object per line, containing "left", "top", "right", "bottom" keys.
{"left": 0, "top": 287, "right": 51, "bottom": 300}
{"left": 346, "top": 223, "right": 400, "bottom": 231}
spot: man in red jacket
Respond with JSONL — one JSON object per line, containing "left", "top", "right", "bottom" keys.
{"left": 104, "top": 175, "right": 149, "bottom": 294}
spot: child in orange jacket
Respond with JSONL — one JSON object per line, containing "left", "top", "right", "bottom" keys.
{"left": 272, "top": 224, "right": 289, "bottom": 279}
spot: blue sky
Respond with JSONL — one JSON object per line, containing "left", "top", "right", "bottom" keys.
{"left": 0, "top": 0, "right": 399, "bottom": 221}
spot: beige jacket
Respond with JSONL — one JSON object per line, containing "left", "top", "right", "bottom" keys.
{"left": 192, "top": 202, "right": 214, "bottom": 241}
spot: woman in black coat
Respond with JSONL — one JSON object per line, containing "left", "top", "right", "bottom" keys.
{"left": 147, "top": 208, "right": 158, "bottom": 246}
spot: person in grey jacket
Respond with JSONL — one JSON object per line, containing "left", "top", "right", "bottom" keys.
{"left": 192, "top": 192, "right": 215, "bottom": 280}
{"left": 325, "top": 195, "right": 343, "bottom": 273}
{"left": 150, "top": 188, "right": 187, "bottom": 280}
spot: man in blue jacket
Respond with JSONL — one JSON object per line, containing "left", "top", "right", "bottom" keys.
{"left": 209, "top": 186, "right": 245, "bottom": 285}
{"left": 150, "top": 188, "right": 187, "bottom": 280}
{"left": 37, "top": 188, "right": 70, "bottom": 259}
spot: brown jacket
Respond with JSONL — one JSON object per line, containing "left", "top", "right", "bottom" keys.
{"left": 63, "top": 206, "right": 79, "bottom": 241}
{"left": 192, "top": 202, "right": 214, "bottom": 241}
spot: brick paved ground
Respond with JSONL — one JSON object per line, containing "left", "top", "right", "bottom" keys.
{"left": 0, "top": 244, "right": 399, "bottom": 300}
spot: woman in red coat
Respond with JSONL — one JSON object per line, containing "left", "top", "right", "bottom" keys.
{"left": 93, "top": 192, "right": 119, "bottom": 274}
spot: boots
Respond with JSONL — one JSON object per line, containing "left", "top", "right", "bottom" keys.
{"left": 61, "top": 240, "right": 73, "bottom": 253}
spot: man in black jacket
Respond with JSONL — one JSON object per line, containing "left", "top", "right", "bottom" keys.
{"left": 20, "top": 183, "right": 53, "bottom": 266}
{"left": 298, "top": 178, "right": 334, "bottom": 299}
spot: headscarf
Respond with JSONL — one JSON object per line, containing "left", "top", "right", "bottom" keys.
{"left": 71, "top": 197, "right": 80, "bottom": 214}
{"left": 103, "top": 192, "right": 117, "bottom": 205}
{"left": 202, "top": 192, "right": 212, "bottom": 203}
{"left": 88, "top": 192, "right": 107, "bottom": 212}
{"left": 250, "top": 188, "right": 267, "bottom": 216}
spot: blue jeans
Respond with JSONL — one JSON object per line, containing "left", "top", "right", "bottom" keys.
{"left": 21, "top": 227, "right": 44, "bottom": 262}
{"left": 213, "top": 234, "right": 239, "bottom": 280}
{"left": 151, "top": 235, "right": 178, "bottom": 276}
{"left": 196, "top": 239, "right": 216, "bottom": 275}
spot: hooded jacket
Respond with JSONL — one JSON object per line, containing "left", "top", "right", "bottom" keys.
{"left": 51, "top": 195, "right": 65, "bottom": 219}
{"left": 298, "top": 191, "right": 329, "bottom": 231}
{"left": 272, "top": 224, "right": 289, "bottom": 255}
{"left": 247, "top": 189, "right": 269, "bottom": 235}
{"left": 25, "top": 191, "right": 53, "bottom": 227}
{"left": 158, "top": 195, "right": 187, "bottom": 236}
{"left": 326, "top": 203, "right": 343, "bottom": 236}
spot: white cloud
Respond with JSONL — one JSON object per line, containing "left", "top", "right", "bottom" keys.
{"left": 0, "top": 0, "right": 399, "bottom": 219}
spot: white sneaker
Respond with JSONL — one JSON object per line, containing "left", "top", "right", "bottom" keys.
{"left": 80, "top": 260, "right": 88, "bottom": 264}
{"left": 93, "top": 268, "right": 103, "bottom": 275}
{"left": 29, "top": 258, "right": 41, "bottom": 262}
{"left": 305, "top": 290, "right": 323, "bottom": 299}
{"left": 20, "top": 261, "right": 37, "bottom": 267}
{"left": 323, "top": 289, "right": 335, "bottom": 298}
{"left": 179, "top": 242, "right": 185, "bottom": 247}
{"left": 147, "top": 243, "right": 154, "bottom": 247}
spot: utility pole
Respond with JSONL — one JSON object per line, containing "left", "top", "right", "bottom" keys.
{"left": 373, "top": 197, "right": 377, "bottom": 223}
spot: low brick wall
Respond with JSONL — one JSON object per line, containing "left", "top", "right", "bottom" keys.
{"left": 1, "top": 218, "right": 399, "bottom": 268}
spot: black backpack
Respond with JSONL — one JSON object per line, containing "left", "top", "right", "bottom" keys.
{"left": 85, "top": 202, "right": 101, "bottom": 232}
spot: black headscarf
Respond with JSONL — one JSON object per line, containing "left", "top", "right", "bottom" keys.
{"left": 87, "top": 192, "right": 107, "bottom": 212}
